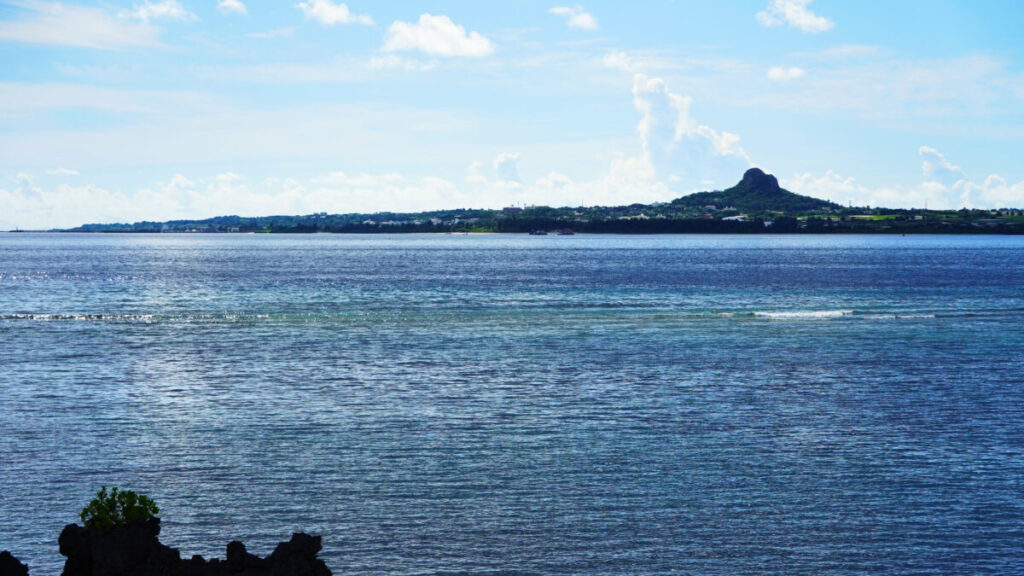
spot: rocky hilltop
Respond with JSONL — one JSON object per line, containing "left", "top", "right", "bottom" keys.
{"left": 670, "top": 167, "right": 841, "bottom": 213}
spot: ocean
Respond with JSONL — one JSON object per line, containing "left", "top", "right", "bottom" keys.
{"left": 1, "top": 233, "right": 1023, "bottom": 575}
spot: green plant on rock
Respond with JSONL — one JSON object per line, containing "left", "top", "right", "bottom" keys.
{"left": 79, "top": 487, "right": 159, "bottom": 533}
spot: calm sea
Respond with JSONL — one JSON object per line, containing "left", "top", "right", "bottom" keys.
{"left": 1, "top": 233, "right": 1023, "bottom": 575}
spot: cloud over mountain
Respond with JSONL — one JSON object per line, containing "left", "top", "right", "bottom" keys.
{"left": 632, "top": 74, "right": 751, "bottom": 189}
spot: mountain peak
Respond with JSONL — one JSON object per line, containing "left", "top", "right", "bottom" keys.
{"left": 739, "top": 167, "right": 780, "bottom": 193}
{"left": 670, "top": 168, "right": 838, "bottom": 213}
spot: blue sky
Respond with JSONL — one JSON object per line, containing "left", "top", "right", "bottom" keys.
{"left": 2, "top": 0, "right": 1023, "bottom": 228}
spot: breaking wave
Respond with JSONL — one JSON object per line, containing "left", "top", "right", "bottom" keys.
{"left": 753, "top": 310, "right": 854, "bottom": 320}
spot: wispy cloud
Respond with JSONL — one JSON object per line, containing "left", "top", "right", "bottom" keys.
{"left": 767, "top": 66, "right": 804, "bottom": 81}
{"left": 247, "top": 26, "right": 295, "bottom": 40}
{"left": 814, "top": 44, "right": 881, "bottom": 60}
{"left": 601, "top": 49, "right": 689, "bottom": 74}
{"left": 296, "top": 0, "right": 373, "bottom": 26}
{"left": 367, "top": 55, "right": 438, "bottom": 72}
{"left": 493, "top": 152, "right": 522, "bottom": 182}
{"left": 192, "top": 54, "right": 439, "bottom": 84}
{"left": 119, "top": 0, "right": 197, "bottom": 23}
{"left": 919, "top": 145, "right": 967, "bottom": 183}
{"left": 0, "top": 83, "right": 213, "bottom": 114}
{"left": 217, "top": 0, "right": 247, "bottom": 16}
{"left": 56, "top": 63, "right": 143, "bottom": 82}
{"left": 0, "top": 0, "right": 161, "bottom": 49}
{"left": 602, "top": 50, "right": 635, "bottom": 72}
{"left": 549, "top": 5, "right": 598, "bottom": 30}
{"left": 383, "top": 14, "right": 494, "bottom": 58}
{"left": 728, "top": 55, "right": 1020, "bottom": 126}
{"left": 756, "top": 0, "right": 833, "bottom": 33}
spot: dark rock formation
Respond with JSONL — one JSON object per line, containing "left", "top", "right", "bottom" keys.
{"left": 738, "top": 167, "right": 780, "bottom": 193}
{"left": 58, "top": 518, "right": 330, "bottom": 576}
{"left": 0, "top": 551, "right": 29, "bottom": 576}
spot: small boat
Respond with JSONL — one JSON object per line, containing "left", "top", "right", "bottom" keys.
{"left": 529, "top": 229, "right": 548, "bottom": 235}
{"left": 557, "top": 229, "right": 575, "bottom": 235}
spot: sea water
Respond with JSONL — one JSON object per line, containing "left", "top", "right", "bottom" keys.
{"left": 1, "top": 233, "right": 1022, "bottom": 575}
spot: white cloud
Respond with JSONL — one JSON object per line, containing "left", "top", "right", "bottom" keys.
{"left": 784, "top": 147, "right": 1024, "bottom": 210}
{"left": 217, "top": 0, "right": 247, "bottom": 16}
{"left": 549, "top": 5, "right": 598, "bottom": 30}
{"left": 602, "top": 50, "right": 635, "bottom": 72}
{"left": 767, "top": 66, "right": 804, "bottom": 81}
{"left": 296, "top": 0, "right": 372, "bottom": 26}
{"left": 537, "top": 171, "right": 572, "bottom": 191}
{"left": 756, "top": 0, "right": 833, "bottom": 33}
{"left": 0, "top": 153, "right": 679, "bottom": 229}
{"left": 785, "top": 170, "right": 964, "bottom": 209}
{"left": 493, "top": 152, "right": 522, "bottom": 182}
{"left": 0, "top": 0, "right": 161, "bottom": 49}
{"left": 960, "top": 175, "right": 1024, "bottom": 208}
{"left": 0, "top": 171, "right": 461, "bottom": 229}
{"left": 465, "top": 155, "right": 670, "bottom": 210}
{"left": 919, "top": 145, "right": 966, "bottom": 184}
{"left": 306, "top": 171, "right": 469, "bottom": 213}
{"left": 119, "top": 0, "right": 197, "bottom": 23}
{"left": 132, "top": 173, "right": 304, "bottom": 223}
{"left": 383, "top": 14, "right": 494, "bottom": 58}
{"left": 784, "top": 170, "right": 880, "bottom": 207}
{"left": 0, "top": 172, "right": 144, "bottom": 230}
{"left": 632, "top": 74, "right": 751, "bottom": 188}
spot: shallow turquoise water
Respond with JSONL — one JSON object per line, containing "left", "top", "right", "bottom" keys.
{"left": 1, "top": 233, "right": 1023, "bottom": 574}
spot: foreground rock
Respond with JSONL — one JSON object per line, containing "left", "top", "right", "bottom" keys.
{"left": 58, "top": 518, "right": 330, "bottom": 576}
{"left": 0, "top": 551, "right": 30, "bottom": 576}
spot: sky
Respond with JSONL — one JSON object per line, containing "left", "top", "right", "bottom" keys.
{"left": 2, "top": 0, "right": 1024, "bottom": 229}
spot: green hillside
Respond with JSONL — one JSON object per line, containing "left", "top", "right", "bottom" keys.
{"left": 671, "top": 168, "right": 841, "bottom": 213}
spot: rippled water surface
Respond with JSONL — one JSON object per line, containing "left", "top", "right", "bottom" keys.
{"left": 2, "top": 233, "right": 1023, "bottom": 575}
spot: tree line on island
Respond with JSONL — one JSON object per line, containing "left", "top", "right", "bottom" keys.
{"left": 63, "top": 169, "right": 1024, "bottom": 235}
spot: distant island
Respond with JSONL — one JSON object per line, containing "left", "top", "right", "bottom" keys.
{"left": 60, "top": 168, "right": 1024, "bottom": 234}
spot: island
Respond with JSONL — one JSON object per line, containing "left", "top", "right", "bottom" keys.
{"left": 59, "top": 169, "right": 1024, "bottom": 235}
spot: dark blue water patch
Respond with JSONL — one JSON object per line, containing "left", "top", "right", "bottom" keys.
{"left": 1, "top": 234, "right": 1023, "bottom": 575}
